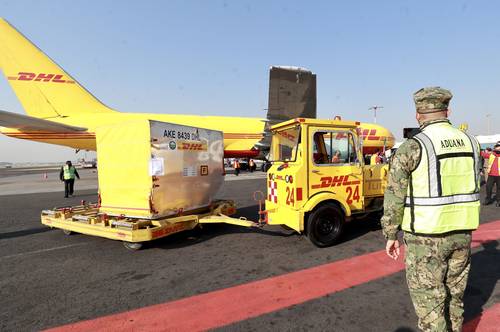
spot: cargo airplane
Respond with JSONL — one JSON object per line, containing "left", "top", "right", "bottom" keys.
{"left": 0, "top": 18, "right": 394, "bottom": 158}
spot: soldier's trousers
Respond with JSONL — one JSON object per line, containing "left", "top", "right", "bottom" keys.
{"left": 404, "top": 232, "right": 472, "bottom": 332}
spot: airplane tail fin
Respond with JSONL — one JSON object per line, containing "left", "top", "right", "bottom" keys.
{"left": 0, "top": 18, "right": 115, "bottom": 119}
{"left": 267, "top": 66, "right": 316, "bottom": 123}
{"left": 256, "top": 66, "right": 316, "bottom": 150}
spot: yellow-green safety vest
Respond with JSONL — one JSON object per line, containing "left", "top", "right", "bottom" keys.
{"left": 402, "top": 121, "right": 480, "bottom": 234}
{"left": 63, "top": 165, "right": 77, "bottom": 180}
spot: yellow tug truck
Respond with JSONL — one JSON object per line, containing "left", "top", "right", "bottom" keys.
{"left": 263, "top": 118, "right": 391, "bottom": 247}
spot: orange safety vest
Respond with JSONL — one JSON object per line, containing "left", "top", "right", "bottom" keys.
{"left": 488, "top": 152, "right": 500, "bottom": 176}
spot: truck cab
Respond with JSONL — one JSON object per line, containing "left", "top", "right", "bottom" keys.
{"left": 265, "top": 118, "right": 388, "bottom": 247}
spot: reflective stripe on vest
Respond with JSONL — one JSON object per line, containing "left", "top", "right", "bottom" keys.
{"left": 413, "top": 134, "right": 439, "bottom": 196}
{"left": 405, "top": 192, "right": 480, "bottom": 206}
{"left": 402, "top": 122, "right": 480, "bottom": 234}
{"left": 63, "top": 165, "right": 76, "bottom": 180}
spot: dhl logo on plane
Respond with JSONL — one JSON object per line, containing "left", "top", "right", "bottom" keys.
{"left": 328, "top": 128, "right": 382, "bottom": 141}
{"left": 358, "top": 128, "right": 382, "bottom": 141}
{"left": 311, "top": 175, "right": 360, "bottom": 189}
{"left": 7, "top": 72, "right": 75, "bottom": 84}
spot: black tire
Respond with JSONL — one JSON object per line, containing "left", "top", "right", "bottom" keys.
{"left": 306, "top": 203, "right": 344, "bottom": 247}
{"left": 62, "top": 229, "right": 73, "bottom": 236}
{"left": 123, "top": 241, "right": 143, "bottom": 251}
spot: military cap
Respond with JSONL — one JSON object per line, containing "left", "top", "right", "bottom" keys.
{"left": 413, "top": 87, "right": 452, "bottom": 114}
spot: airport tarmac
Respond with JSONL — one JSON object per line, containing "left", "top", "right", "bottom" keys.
{"left": 0, "top": 170, "right": 498, "bottom": 331}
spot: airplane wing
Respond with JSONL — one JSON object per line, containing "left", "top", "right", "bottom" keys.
{"left": 0, "top": 110, "right": 87, "bottom": 132}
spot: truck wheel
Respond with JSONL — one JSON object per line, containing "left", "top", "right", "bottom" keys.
{"left": 306, "top": 203, "right": 344, "bottom": 247}
{"left": 123, "top": 241, "right": 143, "bottom": 251}
{"left": 62, "top": 229, "right": 73, "bottom": 236}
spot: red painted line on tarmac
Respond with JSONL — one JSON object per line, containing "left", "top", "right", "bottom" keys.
{"left": 463, "top": 303, "right": 500, "bottom": 332}
{"left": 46, "top": 220, "right": 500, "bottom": 332}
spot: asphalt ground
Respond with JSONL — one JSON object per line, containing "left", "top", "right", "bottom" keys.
{"left": 0, "top": 177, "right": 498, "bottom": 331}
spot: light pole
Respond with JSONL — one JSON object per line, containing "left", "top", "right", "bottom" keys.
{"left": 486, "top": 114, "right": 491, "bottom": 135}
{"left": 368, "top": 106, "right": 384, "bottom": 124}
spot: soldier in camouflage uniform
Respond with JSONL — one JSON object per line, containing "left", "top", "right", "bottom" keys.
{"left": 381, "top": 87, "right": 480, "bottom": 332}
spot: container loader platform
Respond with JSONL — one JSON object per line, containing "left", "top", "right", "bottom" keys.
{"left": 41, "top": 120, "right": 260, "bottom": 250}
{"left": 41, "top": 200, "right": 259, "bottom": 250}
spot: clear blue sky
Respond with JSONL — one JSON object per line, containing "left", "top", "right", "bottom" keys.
{"left": 1, "top": 0, "right": 499, "bottom": 162}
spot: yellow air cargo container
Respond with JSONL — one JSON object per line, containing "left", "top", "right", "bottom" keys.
{"left": 96, "top": 120, "right": 224, "bottom": 219}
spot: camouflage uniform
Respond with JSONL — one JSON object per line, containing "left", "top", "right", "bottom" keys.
{"left": 381, "top": 87, "right": 474, "bottom": 332}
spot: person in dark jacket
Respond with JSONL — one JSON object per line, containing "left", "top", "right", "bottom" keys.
{"left": 59, "top": 161, "right": 80, "bottom": 198}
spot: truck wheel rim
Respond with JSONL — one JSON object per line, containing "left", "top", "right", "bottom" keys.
{"left": 318, "top": 217, "right": 336, "bottom": 235}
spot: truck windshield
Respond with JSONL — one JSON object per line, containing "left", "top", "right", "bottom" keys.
{"left": 269, "top": 125, "right": 301, "bottom": 162}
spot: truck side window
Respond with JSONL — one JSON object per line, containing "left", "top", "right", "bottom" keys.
{"left": 313, "top": 131, "right": 357, "bottom": 166}
{"left": 313, "top": 132, "right": 330, "bottom": 164}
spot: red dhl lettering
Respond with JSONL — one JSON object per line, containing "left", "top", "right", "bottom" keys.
{"left": 7, "top": 72, "right": 75, "bottom": 84}
{"left": 152, "top": 224, "right": 186, "bottom": 238}
{"left": 359, "top": 128, "right": 380, "bottom": 141}
{"left": 311, "top": 175, "right": 361, "bottom": 189}
{"left": 335, "top": 132, "right": 348, "bottom": 139}
{"left": 178, "top": 143, "right": 206, "bottom": 151}
{"left": 278, "top": 131, "right": 296, "bottom": 141}
{"left": 327, "top": 129, "right": 382, "bottom": 141}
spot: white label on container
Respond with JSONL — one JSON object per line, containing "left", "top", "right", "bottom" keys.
{"left": 182, "top": 166, "right": 197, "bottom": 177}
{"left": 149, "top": 157, "right": 165, "bottom": 176}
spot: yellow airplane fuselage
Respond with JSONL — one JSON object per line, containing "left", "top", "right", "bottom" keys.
{"left": 0, "top": 114, "right": 394, "bottom": 156}
{"left": 0, "top": 113, "right": 266, "bottom": 158}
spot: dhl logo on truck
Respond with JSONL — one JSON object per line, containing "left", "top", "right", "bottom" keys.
{"left": 311, "top": 175, "right": 361, "bottom": 189}
{"left": 312, "top": 175, "right": 361, "bottom": 205}
{"left": 277, "top": 130, "right": 296, "bottom": 141}
{"left": 177, "top": 141, "right": 207, "bottom": 151}
{"left": 7, "top": 72, "right": 75, "bottom": 84}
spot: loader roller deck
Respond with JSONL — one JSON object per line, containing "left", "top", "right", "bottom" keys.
{"left": 41, "top": 200, "right": 259, "bottom": 250}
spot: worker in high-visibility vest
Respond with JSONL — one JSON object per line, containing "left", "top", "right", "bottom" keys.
{"left": 381, "top": 87, "right": 480, "bottom": 332}
{"left": 481, "top": 147, "right": 492, "bottom": 182}
{"left": 233, "top": 159, "right": 240, "bottom": 176}
{"left": 484, "top": 143, "right": 500, "bottom": 206}
{"left": 59, "top": 160, "right": 80, "bottom": 198}
{"left": 249, "top": 159, "right": 256, "bottom": 172}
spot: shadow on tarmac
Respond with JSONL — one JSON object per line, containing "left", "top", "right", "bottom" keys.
{"left": 338, "top": 215, "right": 382, "bottom": 245}
{"left": 0, "top": 227, "right": 55, "bottom": 240}
{"left": 463, "top": 240, "right": 499, "bottom": 329}
{"left": 151, "top": 205, "right": 300, "bottom": 250}
{"left": 149, "top": 205, "right": 383, "bottom": 250}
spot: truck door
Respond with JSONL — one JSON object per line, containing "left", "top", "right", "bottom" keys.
{"left": 309, "top": 128, "right": 364, "bottom": 212}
